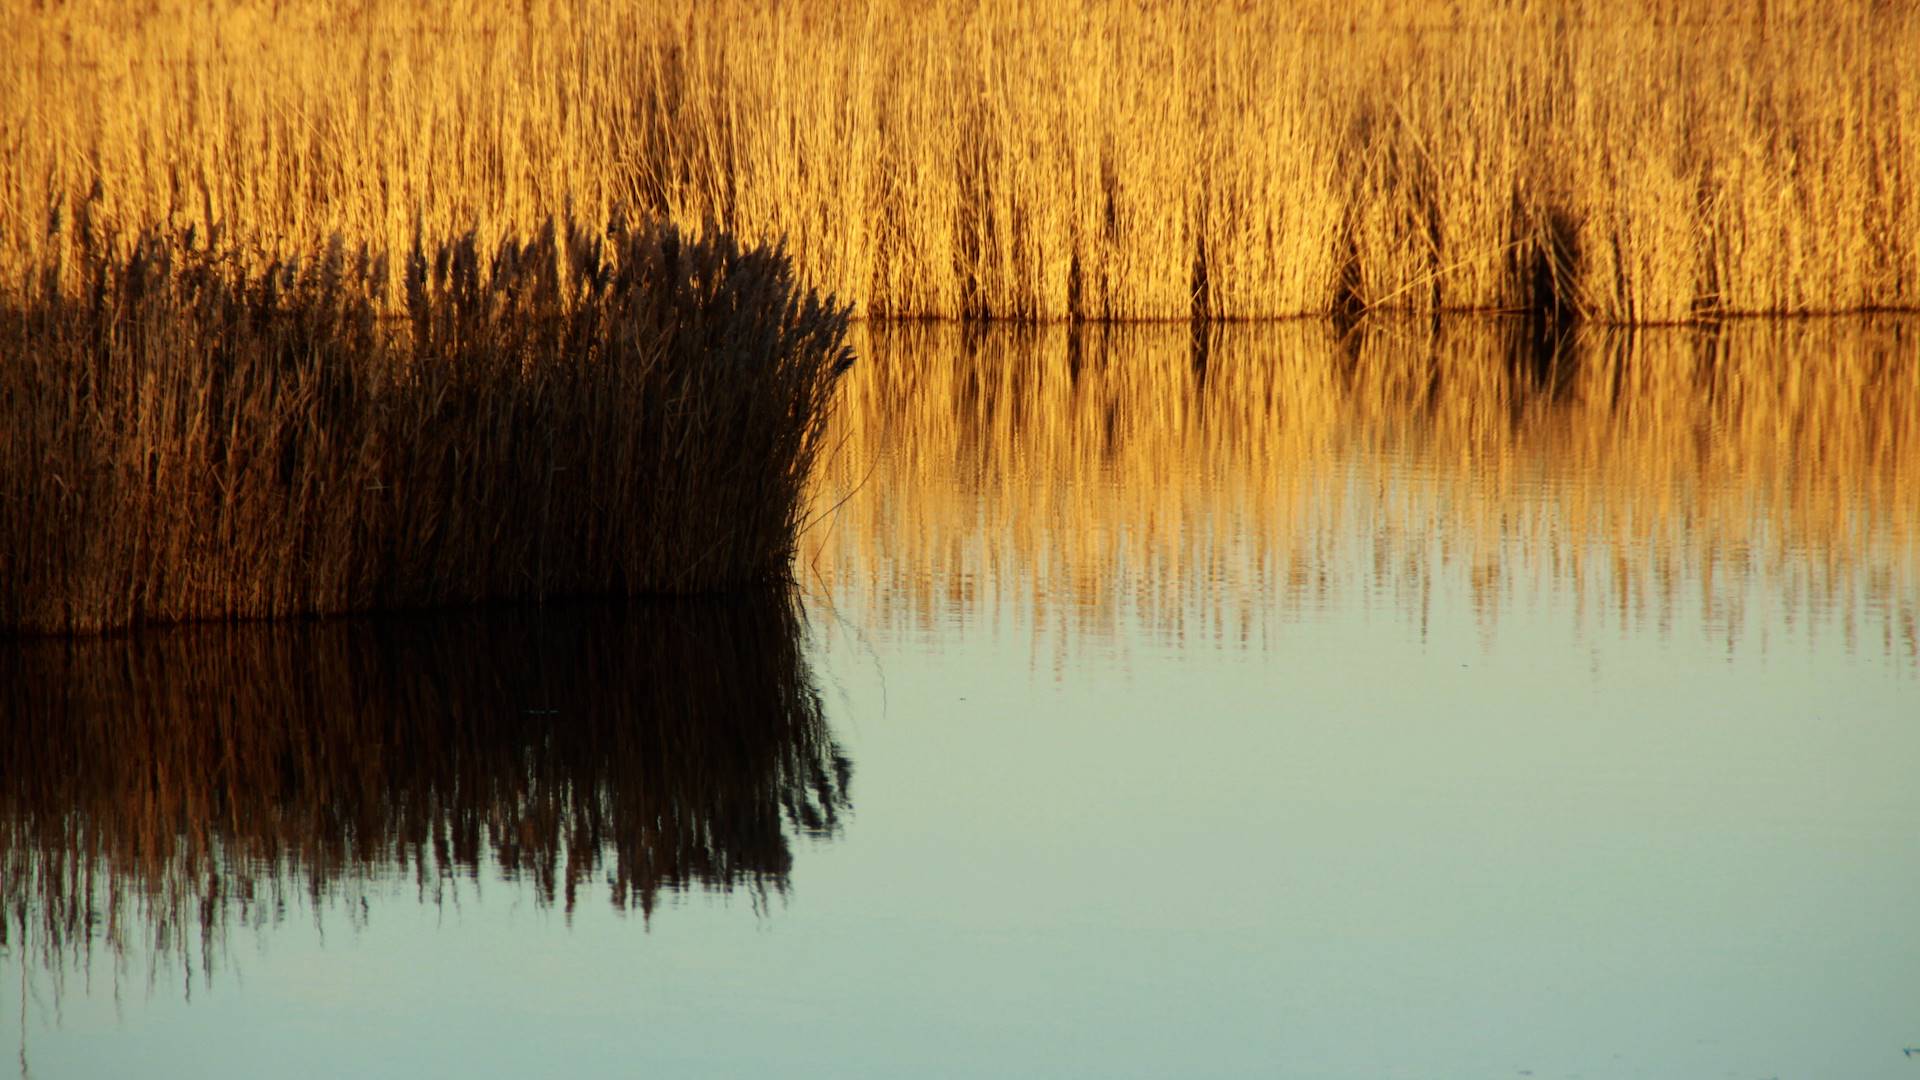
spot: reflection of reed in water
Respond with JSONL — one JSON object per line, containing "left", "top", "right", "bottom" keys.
{"left": 0, "top": 596, "right": 850, "bottom": 983}
{"left": 805, "top": 320, "right": 1918, "bottom": 663}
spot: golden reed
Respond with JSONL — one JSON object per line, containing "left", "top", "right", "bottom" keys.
{"left": 3, "top": 0, "right": 1914, "bottom": 323}
{"left": 801, "top": 321, "right": 1920, "bottom": 664}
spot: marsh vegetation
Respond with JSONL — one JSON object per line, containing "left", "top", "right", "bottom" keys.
{"left": 0, "top": 218, "right": 852, "bottom": 634}
{"left": 3, "top": 5, "right": 1915, "bottom": 1076}
{"left": 4, "top": 0, "right": 1916, "bottom": 322}
{"left": 5, "top": 0, "right": 1915, "bottom": 629}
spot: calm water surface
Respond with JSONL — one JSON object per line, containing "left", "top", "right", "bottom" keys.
{"left": 4, "top": 320, "right": 1917, "bottom": 1079}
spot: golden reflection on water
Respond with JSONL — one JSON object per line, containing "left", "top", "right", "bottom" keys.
{"left": 804, "top": 319, "right": 1919, "bottom": 664}
{"left": 0, "top": 598, "right": 848, "bottom": 983}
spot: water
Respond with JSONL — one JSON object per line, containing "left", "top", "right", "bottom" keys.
{"left": 4, "top": 319, "right": 1917, "bottom": 1079}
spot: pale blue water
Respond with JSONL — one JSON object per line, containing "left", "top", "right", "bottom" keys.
{"left": 5, "top": 322, "right": 1917, "bottom": 1079}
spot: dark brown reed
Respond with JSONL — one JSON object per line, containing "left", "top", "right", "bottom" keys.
{"left": 0, "top": 216, "right": 855, "bottom": 635}
{"left": 0, "top": 595, "right": 850, "bottom": 983}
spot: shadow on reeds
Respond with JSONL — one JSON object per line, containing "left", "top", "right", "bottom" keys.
{"left": 0, "top": 593, "right": 850, "bottom": 987}
{"left": 0, "top": 216, "right": 854, "bottom": 635}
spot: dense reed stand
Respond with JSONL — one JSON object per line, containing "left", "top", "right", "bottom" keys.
{"left": 0, "top": 218, "right": 855, "bottom": 635}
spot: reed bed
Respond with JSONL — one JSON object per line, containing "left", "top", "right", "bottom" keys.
{"left": 0, "top": 217, "right": 853, "bottom": 635}
{"left": 3, "top": 0, "right": 1913, "bottom": 323}
{"left": 802, "top": 320, "right": 1920, "bottom": 664}
{"left": 0, "top": 596, "right": 849, "bottom": 984}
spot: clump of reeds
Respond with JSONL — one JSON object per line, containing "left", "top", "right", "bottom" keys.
{"left": 0, "top": 213, "right": 854, "bottom": 635}
{"left": 0, "top": 595, "right": 849, "bottom": 984}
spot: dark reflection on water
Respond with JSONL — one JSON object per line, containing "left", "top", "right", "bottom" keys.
{"left": 0, "top": 596, "right": 850, "bottom": 984}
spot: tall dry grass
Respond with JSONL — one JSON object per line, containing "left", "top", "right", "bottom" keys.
{"left": 0, "top": 215, "right": 853, "bottom": 635}
{"left": 0, "top": 596, "right": 849, "bottom": 983}
{"left": 801, "top": 320, "right": 1920, "bottom": 663}
{"left": 3, "top": 0, "right": 1914, "bottom": 322}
